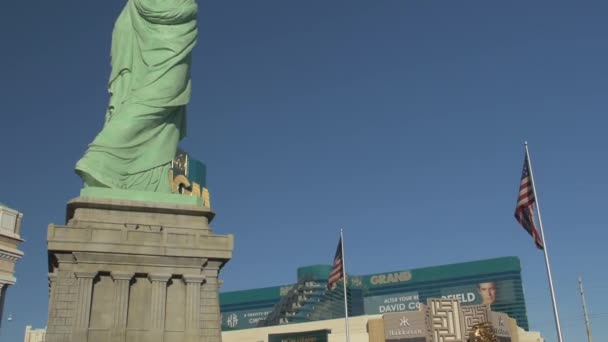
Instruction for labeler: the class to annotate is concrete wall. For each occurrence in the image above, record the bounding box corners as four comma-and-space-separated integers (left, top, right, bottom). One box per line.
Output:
516, 327, 544, 342
223, 313, 544, 342
222, 315, 379, 342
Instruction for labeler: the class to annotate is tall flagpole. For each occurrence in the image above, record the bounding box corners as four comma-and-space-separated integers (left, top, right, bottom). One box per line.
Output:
578, 276, 593, 342
340, 228, 351, 342
524, 142, 564, 342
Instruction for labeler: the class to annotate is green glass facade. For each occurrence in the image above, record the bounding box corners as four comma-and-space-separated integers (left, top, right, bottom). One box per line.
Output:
219, 256, 529, 331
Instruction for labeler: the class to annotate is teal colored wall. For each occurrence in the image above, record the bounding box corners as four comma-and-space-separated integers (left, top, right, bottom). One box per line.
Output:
219, 256, 530, 331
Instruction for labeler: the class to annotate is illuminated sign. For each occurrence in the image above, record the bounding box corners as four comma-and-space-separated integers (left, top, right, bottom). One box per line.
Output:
370, 271, 412, 285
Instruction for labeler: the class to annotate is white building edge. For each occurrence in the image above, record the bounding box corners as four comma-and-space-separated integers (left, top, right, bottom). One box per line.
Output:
0, 203, 25, 332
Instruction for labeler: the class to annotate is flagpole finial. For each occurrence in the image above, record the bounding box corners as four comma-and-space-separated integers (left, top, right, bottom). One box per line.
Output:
524, 141, 528, 146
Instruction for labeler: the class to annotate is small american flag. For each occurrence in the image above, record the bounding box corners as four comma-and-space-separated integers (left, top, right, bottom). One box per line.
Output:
514, 152, 544, 249
328, 237, 344, 289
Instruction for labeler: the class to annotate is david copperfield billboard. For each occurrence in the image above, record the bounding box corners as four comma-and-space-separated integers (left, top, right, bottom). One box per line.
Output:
364, 292, 421, 314
361, 258, 528, 330
364, 280, 516, 313
440, 280, 516, 307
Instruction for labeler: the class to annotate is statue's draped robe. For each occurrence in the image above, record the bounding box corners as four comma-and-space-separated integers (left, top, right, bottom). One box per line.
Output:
76, 0, 197, 192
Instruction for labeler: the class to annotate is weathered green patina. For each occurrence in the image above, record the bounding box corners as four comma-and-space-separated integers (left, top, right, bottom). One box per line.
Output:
79, 188, 204, 206
76, 0, 198, 194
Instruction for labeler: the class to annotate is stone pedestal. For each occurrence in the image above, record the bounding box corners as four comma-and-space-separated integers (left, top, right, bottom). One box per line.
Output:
46, 196, 233, 342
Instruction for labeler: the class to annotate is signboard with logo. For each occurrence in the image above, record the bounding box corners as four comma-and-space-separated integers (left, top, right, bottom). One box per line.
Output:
268, 329, 330, 342
364, 291, 421, 314
383, 311, 428, 341
221, 308, 273, 330
490, 312, 511, 342
365, 271, 413, 287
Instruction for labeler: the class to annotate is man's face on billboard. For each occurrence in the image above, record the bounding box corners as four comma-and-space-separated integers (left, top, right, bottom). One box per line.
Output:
478, 282, 496, 305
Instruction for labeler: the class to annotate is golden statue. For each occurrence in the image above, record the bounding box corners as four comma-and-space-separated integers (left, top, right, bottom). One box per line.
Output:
468, 322, 499, 342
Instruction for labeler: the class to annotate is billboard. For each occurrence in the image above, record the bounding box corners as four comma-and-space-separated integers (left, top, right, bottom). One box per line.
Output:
221, 308, 273, 330
440, 280, 516, 308
363, 279, 516, 316
364, 292, 421, 314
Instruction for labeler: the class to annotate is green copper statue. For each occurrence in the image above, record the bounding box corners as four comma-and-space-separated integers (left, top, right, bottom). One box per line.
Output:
75, 0, 198, 193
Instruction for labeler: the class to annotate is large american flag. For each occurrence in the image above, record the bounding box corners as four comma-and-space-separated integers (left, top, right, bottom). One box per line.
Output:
327, 237, 344, 290
514, 152, 544, 249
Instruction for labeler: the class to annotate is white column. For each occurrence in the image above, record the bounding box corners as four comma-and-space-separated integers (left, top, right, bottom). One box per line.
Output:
73, 272, 97, 342
200, 264, 222, 342
148, 273, 171, 334
110, 272, 133, 342
74, 272, 96, 328
184, 275, 205, 334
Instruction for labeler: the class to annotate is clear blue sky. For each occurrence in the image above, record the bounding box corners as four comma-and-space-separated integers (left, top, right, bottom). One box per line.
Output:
1, 1, 607, 341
